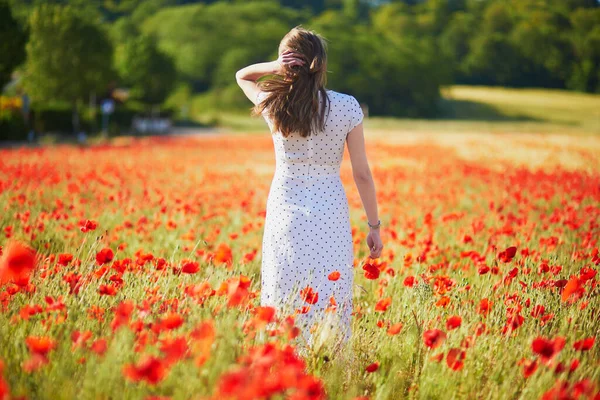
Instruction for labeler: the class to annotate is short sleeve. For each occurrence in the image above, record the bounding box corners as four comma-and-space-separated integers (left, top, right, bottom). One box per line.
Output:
256, 90, 268, 106
255, 90, 273, 131
256, 90, 271, 121
348, 95, 364, 133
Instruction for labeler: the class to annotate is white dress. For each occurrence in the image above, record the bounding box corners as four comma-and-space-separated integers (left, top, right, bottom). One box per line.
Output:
257, 88, 364, 350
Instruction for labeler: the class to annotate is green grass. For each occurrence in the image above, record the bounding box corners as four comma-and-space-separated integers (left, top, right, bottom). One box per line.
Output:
442, 85, 600, 128
0, 123, 598, 399
191, 85, 600, 135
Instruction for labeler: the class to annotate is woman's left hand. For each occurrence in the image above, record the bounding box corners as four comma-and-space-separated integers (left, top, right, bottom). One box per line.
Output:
366, 228, 383, 259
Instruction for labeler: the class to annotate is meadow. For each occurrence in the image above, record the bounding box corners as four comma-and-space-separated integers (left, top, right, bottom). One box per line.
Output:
191, 86, 600, 136
0, 87, 599, 400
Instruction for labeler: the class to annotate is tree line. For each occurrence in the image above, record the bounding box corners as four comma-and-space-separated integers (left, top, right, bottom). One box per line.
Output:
1, 0, 598, 129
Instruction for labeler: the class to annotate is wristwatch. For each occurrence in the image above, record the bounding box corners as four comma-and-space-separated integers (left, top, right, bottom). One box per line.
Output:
368, 219, 381, 229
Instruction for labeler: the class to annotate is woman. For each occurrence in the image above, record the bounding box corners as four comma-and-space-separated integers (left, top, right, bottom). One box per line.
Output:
235, 26, 382, 358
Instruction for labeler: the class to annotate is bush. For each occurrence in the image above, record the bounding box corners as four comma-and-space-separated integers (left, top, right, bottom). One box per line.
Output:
0, 99, 177, 140
27, 103, 172, 137
106, 107, 138, 136
0, 112, 27, 141
32, 107, 87, 134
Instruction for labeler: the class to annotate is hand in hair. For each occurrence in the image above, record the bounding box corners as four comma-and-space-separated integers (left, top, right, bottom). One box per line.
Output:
275, 49, 305, 74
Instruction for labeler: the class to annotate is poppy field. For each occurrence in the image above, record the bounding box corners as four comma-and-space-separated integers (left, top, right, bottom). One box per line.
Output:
0, 131, 599, 400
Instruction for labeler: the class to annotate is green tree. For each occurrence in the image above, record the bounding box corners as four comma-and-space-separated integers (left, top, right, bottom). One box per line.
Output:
548, 0, 599, 11
111, 15, 139, 45
308, 10, 361, 93
213, 48, 255, 91
8, 0, 173, 23
9, 0, 103, 22
311, 7, 446, 117
142, 1, 301, 91
116, 34, 178, 106
464, 33, 523, 86
462, 2, 522, 86
341, 0, 370, 21
568, 8, 600, 92
0, 0, 27, 90
280, 0, 327, 13
510, 7, 572, 88
439, 11, 477, 82
23, 4, 114, 133
416, 0, 457, 36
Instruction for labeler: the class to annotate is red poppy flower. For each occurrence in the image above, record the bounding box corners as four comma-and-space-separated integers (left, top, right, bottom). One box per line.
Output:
532, 336, 566, 364
95, 248, 114, 265
181, 260, 200, 274
300, 286, 319, 304
477, 298, 493, 317
573, 337, 594, 351
531, 304, 545, 318
446, 315, 462, 330
561, 276, 584, 302
328, 271, 341, 281
517, 358, 538, 378
446, 348, 466, 371
57, 253, 73, 266
123, 355, 168, 385
436, 296, 450, 307
365, 362, 379, 372
110, 300, 135, 332
569, 359, 579, 373
214, 243, 233, 268
71, 330, 92, 350
159, 313, 184, 331
423, 329, 446, 349
159, 336, 189, 365
254, 306, 276, 323
26, 336, 56, 356
478, 265, 490, 275
0, 359, 8, 398
387, 322, 403, 335
362, 261, 380, 280
79, 219, 98, 232
0, 240, 37, 286
498, 246, 517, 263
98, 284, 117, 296
579, 267, 596, 281
375, 297, 392, 312
219, 275, 252, 308
403, 276, 416, 287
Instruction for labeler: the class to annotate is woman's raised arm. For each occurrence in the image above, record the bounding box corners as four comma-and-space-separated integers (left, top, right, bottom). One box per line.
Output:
235, 61, 279, 105
235, 50, 305, 104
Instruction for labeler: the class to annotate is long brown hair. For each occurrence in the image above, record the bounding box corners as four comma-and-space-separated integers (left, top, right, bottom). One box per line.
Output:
253, 26, 330, 138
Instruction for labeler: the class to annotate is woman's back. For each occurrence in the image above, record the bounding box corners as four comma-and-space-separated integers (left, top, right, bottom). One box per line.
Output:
258, 89, 364, 178
257, 88, 363, 350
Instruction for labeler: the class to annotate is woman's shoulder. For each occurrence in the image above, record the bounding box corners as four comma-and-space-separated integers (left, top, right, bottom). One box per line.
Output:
325, 89, 357, 100
324, 89, 359, 107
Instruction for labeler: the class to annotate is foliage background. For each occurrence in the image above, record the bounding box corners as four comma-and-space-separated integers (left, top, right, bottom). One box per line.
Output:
1, 0, 598, 127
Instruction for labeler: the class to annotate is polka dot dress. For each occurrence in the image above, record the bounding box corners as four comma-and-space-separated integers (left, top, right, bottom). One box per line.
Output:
256, 89, 364, 350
